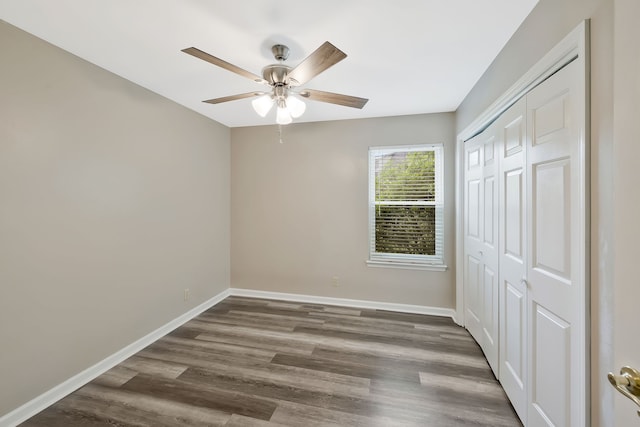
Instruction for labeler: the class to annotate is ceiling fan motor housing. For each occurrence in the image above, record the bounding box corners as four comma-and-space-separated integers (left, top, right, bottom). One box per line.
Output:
262, 64, 293, 86
262, 44, 298, 87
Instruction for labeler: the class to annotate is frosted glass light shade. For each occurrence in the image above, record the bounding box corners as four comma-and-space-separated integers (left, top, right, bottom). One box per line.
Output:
276, 106, 292, 125
251, 95, 274, 117
287, 96, 306, 118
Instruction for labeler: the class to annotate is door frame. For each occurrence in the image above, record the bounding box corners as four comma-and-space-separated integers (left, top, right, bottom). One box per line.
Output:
454, 19, 590, 423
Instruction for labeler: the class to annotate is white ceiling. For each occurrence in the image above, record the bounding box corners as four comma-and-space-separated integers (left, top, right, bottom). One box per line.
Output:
0, 0, 538, 128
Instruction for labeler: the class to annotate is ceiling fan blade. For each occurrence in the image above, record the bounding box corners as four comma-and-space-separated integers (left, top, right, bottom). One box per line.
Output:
287, 42, 347, 85
299, 89, 368, 109
203, 92, 262, 104
182, 47, 265, 83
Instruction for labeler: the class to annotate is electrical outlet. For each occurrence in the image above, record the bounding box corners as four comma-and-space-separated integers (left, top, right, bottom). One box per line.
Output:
331, 276, 339, 287
184, 288, 190, 301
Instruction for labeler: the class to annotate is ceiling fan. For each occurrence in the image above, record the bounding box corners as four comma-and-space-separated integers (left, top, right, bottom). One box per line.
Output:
181, 41, 368, 125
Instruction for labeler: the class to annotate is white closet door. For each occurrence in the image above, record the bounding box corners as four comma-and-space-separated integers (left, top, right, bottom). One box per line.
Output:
526, 59, 586, 427
497, 97, 528, 423
464, 126, 499, 376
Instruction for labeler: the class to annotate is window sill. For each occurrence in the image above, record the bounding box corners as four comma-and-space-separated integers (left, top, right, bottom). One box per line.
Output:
366, 260, 448, 272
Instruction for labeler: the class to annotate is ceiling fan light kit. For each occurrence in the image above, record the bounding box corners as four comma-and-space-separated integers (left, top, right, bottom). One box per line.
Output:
251, 95, 274, 117
286, 95, 306, 118
182, 41, 368, 125
276, 103, 293, 125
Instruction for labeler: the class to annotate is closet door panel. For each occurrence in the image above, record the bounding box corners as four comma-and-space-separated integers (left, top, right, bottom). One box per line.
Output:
466, 254, 482, 337
482, 264, 498, 357
526, 59, 585, 427
468, 179, 481, 240
464, 138, 484, 344
505, 281, 525, 381
464, 129, 499, 376
505, 170, 524, 259
481, 138, 499, 374
484, 176, 496, 247
531, 304, 571, 427
497, 97, 528, 423
504, 279, 526, 413
533, 159, 571, 278
504, 115, 525, 156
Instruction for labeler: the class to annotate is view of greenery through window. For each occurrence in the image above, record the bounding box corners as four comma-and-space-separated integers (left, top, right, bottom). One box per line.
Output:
375, 151, 436, 256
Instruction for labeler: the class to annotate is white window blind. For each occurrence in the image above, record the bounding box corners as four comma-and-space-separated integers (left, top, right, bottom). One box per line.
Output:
368, 144, 444, 269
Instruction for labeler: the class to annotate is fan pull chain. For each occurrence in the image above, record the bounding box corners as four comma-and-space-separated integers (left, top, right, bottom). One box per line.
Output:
278, 125, 284, 144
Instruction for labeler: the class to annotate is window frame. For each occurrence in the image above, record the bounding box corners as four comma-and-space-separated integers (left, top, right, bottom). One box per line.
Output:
367, 143, 446, 271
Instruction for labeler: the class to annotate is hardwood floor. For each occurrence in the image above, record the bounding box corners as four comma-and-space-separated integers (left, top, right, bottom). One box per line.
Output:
20, 296, 522, 426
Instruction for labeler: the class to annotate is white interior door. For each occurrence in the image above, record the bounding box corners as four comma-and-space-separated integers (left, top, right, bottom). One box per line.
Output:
464, 125, 500, 376
525, 59, 587, 427
497, 97, 528, 423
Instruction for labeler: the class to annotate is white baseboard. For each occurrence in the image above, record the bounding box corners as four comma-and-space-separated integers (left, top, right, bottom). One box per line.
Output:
0, 288, 231, 427
229, 288, 456, 319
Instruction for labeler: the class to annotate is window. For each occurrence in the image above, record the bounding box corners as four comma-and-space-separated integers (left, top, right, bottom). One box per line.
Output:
367, 144, 445, 270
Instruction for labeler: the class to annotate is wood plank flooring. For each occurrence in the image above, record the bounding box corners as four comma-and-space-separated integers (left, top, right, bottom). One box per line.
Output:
20, 296, 522, 426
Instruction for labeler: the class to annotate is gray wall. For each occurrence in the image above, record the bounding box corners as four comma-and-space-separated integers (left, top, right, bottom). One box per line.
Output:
0, 21, 231, 416
231, 114, 456, 308
456, 0, 614, 424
